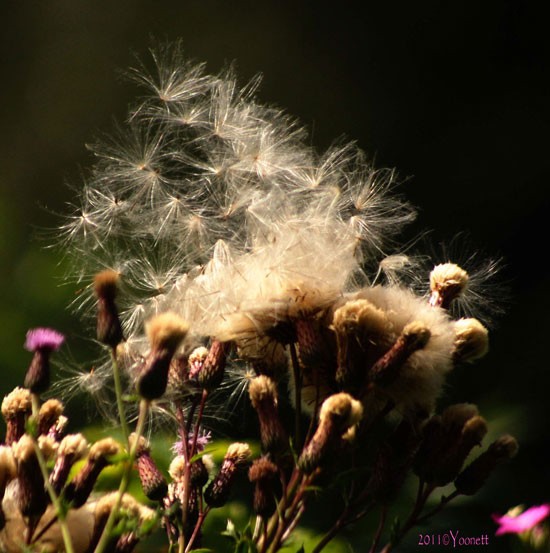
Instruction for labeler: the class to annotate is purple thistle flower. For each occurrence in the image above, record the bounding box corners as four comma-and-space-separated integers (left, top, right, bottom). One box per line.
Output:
493, 504, 550, 536
25, 328, 65, 352
24, 328, 65, 394
172, 430, 212, 456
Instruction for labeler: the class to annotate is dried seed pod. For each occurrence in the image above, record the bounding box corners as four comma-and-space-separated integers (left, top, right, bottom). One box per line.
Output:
50, 433, 89, 495
129, 433, 167, 501
138, 313, 189, 400
452, 318, 489, 363
429, 263, 469, 309
38, 399, 64, 436
64, 437, 120, 507
299, 393, 363, 474
248, 457, 279, 518
1, 387, 32, 446
455, 435, 518, 495
204, 443, 251, 507
198, 340, 229, 391
248, 376, 288, 456
11, 435, 48, 519
94, 270, 124, 348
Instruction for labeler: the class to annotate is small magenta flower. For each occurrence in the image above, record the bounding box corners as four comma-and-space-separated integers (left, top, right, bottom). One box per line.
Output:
24, 328, 65, 394
493, 504, 550, 536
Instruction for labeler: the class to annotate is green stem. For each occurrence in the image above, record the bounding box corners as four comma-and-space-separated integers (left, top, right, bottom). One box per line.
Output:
30, 394, 75, 553
110, 348, 129, 441
93, 399, 149, 553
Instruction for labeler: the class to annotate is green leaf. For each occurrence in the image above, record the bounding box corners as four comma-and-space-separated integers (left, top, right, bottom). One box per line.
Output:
295, 546, 305, 553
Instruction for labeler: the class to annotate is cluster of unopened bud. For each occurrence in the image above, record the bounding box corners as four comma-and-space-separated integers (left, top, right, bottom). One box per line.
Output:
414, 404, 487, 486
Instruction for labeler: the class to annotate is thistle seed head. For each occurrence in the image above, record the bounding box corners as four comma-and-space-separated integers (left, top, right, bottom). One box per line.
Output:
429, 263, 469, 309
452, 318, 489, 363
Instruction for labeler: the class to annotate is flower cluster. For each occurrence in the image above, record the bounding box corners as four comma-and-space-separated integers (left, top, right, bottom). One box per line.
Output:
1, 43, 520, 552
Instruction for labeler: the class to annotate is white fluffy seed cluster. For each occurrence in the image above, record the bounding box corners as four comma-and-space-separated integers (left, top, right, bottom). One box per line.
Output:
60, 44, 415, 345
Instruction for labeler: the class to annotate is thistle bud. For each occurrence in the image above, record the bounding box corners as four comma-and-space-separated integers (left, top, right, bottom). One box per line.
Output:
332, 300, 393, 392
204, 443, 251, 507
299, 393, 363, 474
248, 376, 288, 456
94, 270, 124, 348
198, 340, 229, 391
23, 328, 65, 394
452, 318, 489, 363
0, 445, 16, 496
38, 399, 64, 436
128, 433, 167, 501
138, 313, 189, 400
248, 457, 279, 518
455, 435, 518, 495
1, 387, 32, 445
64, 437, 120, 507
12, 435, 48, 519
370, 321, 431, 386
190, 457, 210, 488
429, 263, 469, 309
50, 433, 88, 495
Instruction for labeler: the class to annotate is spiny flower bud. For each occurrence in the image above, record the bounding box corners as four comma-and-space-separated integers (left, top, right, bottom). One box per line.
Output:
332, 299, 393, 392
64, 437, 120, 507
452, 318, 489, 363
198, 340, 229, 391
455, 435, 518, 495
1, 387, 32, 445
23, 328, 65, 394
94, 270, 124, 348
248, 457, 279, 518
138, 313, 189, 400
190, 457, 210, 488
299, 393, 363, 474
248, 376, 288, 456
128, 433, 167, 501
204, 443, 251, 507
38, 399, 64, 436
369, 321, 431, 386
11, 435, 48, 519
50, 433, 88, 495
429, 263, 469, 309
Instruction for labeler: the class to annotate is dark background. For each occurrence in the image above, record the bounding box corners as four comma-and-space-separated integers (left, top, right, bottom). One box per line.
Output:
0, 2, 548, 551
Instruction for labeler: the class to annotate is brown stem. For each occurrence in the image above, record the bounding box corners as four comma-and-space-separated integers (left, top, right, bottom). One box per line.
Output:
369, 505, 387, 553
289, 343, 302, 449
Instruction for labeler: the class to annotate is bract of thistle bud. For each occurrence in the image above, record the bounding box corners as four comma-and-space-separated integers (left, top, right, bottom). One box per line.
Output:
452, 318, 489, 363
51, 434, 89, 495
94, 270, 124, 348
137, 452, 168, 501
429, 263, 469, 309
